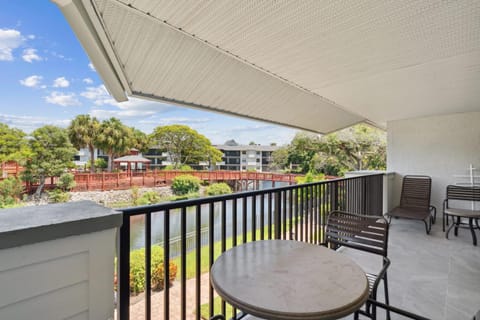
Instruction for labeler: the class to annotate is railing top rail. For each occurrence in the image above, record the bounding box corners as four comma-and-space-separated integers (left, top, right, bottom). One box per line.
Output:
120, 173, 385, 215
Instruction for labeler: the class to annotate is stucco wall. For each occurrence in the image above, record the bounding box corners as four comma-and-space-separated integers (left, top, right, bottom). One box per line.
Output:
387, 112, 480, 211
0, 229, 116, 320
0, 201, 120, 320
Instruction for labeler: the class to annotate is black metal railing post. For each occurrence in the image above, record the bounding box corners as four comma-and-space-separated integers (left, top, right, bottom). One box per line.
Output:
164, 209, 170, 319
274, 191, 281, 239
118, 214, 130, 320
331, 181, 339, 211
145, 213, 152, 320
195, 205, 201, 320
363, 176, 368, 215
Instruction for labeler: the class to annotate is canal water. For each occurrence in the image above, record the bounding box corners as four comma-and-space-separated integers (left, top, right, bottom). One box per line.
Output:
129, 181, 289, 254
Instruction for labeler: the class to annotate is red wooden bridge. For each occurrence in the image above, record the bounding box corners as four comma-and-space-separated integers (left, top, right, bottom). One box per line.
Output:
70, 170, 299, 192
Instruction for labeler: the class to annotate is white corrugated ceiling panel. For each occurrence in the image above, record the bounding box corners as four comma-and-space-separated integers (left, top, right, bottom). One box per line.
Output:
90, 0, 363, 132
56, 0, 480, 132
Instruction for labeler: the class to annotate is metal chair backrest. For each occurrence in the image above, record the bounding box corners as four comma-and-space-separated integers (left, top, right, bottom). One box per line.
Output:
446, 185, 480, 202
399, 175, 432, 210
325, 211, 389, 257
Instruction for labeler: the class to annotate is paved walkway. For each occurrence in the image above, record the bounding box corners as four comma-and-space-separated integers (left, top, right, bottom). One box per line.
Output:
127, 272, 215, 320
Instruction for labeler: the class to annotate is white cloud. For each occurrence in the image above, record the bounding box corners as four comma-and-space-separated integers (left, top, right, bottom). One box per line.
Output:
19, 75, 43, 88
229, 124, 275, 133
88, 62, 96, 71
44, 91, 81, 106
89, 99, 173, 120
79, 85, 174, 122
0, 113, 70, 133
22, 48, 42, 63
89, 105, 159, 119
80, 85, 109, 103
81, 85, 172, 115
83, 78, 93, 84
52, 77, 70, 88
0, 28, 25, 61
49, 51, 71, 61
204, 123, 296, 145
139, 117, 210, 125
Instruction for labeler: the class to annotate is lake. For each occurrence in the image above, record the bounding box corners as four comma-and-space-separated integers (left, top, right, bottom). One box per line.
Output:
129, 181, 289, 254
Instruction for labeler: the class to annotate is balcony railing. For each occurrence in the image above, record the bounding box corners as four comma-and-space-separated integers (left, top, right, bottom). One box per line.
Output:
117, 173, 384, 320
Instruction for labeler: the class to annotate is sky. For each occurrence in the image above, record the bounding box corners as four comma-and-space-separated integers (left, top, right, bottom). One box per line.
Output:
0, 1, 299, 146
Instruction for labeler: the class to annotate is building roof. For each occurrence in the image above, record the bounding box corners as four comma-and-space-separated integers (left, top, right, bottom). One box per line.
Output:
216, 145, 278, 152
54, 1, 480, 133
113, 155, 151, 163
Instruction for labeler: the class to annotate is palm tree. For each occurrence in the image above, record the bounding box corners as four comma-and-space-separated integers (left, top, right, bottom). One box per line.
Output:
68, 114, 100, 173
129, 127, 150, 154
97, 118, 132, 171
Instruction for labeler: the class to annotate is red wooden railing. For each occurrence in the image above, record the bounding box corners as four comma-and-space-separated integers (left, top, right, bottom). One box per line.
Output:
70, 170, 300, 191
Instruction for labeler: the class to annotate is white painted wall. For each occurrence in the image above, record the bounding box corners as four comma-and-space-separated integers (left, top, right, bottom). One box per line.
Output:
387, 112, 480, 211
0, 229, 116, 320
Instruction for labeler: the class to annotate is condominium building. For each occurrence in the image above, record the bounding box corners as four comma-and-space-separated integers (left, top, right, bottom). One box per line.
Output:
215, 140, 278, 172
142, 140, 279, 171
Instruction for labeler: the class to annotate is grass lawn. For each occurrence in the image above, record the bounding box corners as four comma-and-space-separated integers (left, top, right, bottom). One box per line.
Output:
199, 296, 236, 320
172, 226, 276, 279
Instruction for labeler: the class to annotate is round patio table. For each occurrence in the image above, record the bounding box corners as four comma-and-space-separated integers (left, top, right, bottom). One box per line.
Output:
210, 240, 369, 320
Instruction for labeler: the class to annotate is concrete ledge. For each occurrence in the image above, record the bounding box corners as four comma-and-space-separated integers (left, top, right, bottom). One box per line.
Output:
0, 201, 122, 250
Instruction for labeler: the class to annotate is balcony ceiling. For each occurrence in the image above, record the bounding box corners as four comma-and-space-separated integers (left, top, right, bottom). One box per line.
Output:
54, 0, 480, 133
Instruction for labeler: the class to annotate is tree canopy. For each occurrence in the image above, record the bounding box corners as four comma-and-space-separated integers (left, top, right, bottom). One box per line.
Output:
272, 124, 386, 176
68, 114, 100, 173
129, 127, 150, 154
22, 125, 76, 196
150, 124, 221, 168
0, 123, 30, 165
96, 117, 133, 171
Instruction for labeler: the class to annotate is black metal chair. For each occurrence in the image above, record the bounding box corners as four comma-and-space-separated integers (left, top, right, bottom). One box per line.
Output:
324, 210, 391, 320
473, 309, 480, 320
443, 185, 480, 246
386, 175, 436, 234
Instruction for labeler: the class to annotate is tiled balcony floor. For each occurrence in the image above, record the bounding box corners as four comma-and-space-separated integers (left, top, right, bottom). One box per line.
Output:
245, 217, 480, 320
340, 216, 480, 320
124, 216, 479, 320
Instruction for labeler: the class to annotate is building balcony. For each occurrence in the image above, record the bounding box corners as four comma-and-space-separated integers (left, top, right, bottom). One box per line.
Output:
3, 173, 478, 319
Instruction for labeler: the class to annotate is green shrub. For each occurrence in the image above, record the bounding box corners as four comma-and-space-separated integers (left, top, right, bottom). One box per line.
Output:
168, 192, 200, 201
48, 189, 70, 203
131, 186, 140, 204
57, 172, 76, 191
205, 183, 232, 196
85, 158, 108, 172
0, 177, 24, 207
135, 191, 161, 205
163, 164, 193, 171
94, 158, 108, 170
295, 171, 325, 184
129, 246, 177, 295
0, 195, 15, 208
171, 175, 200, 195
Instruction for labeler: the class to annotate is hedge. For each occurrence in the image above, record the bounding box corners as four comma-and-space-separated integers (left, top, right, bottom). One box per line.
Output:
205, 183, 232, 196
128, 245, 178, 295
171, 174, 201, 196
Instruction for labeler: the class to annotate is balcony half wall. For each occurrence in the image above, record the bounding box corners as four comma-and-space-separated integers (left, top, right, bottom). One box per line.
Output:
0, 201, 122, 320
